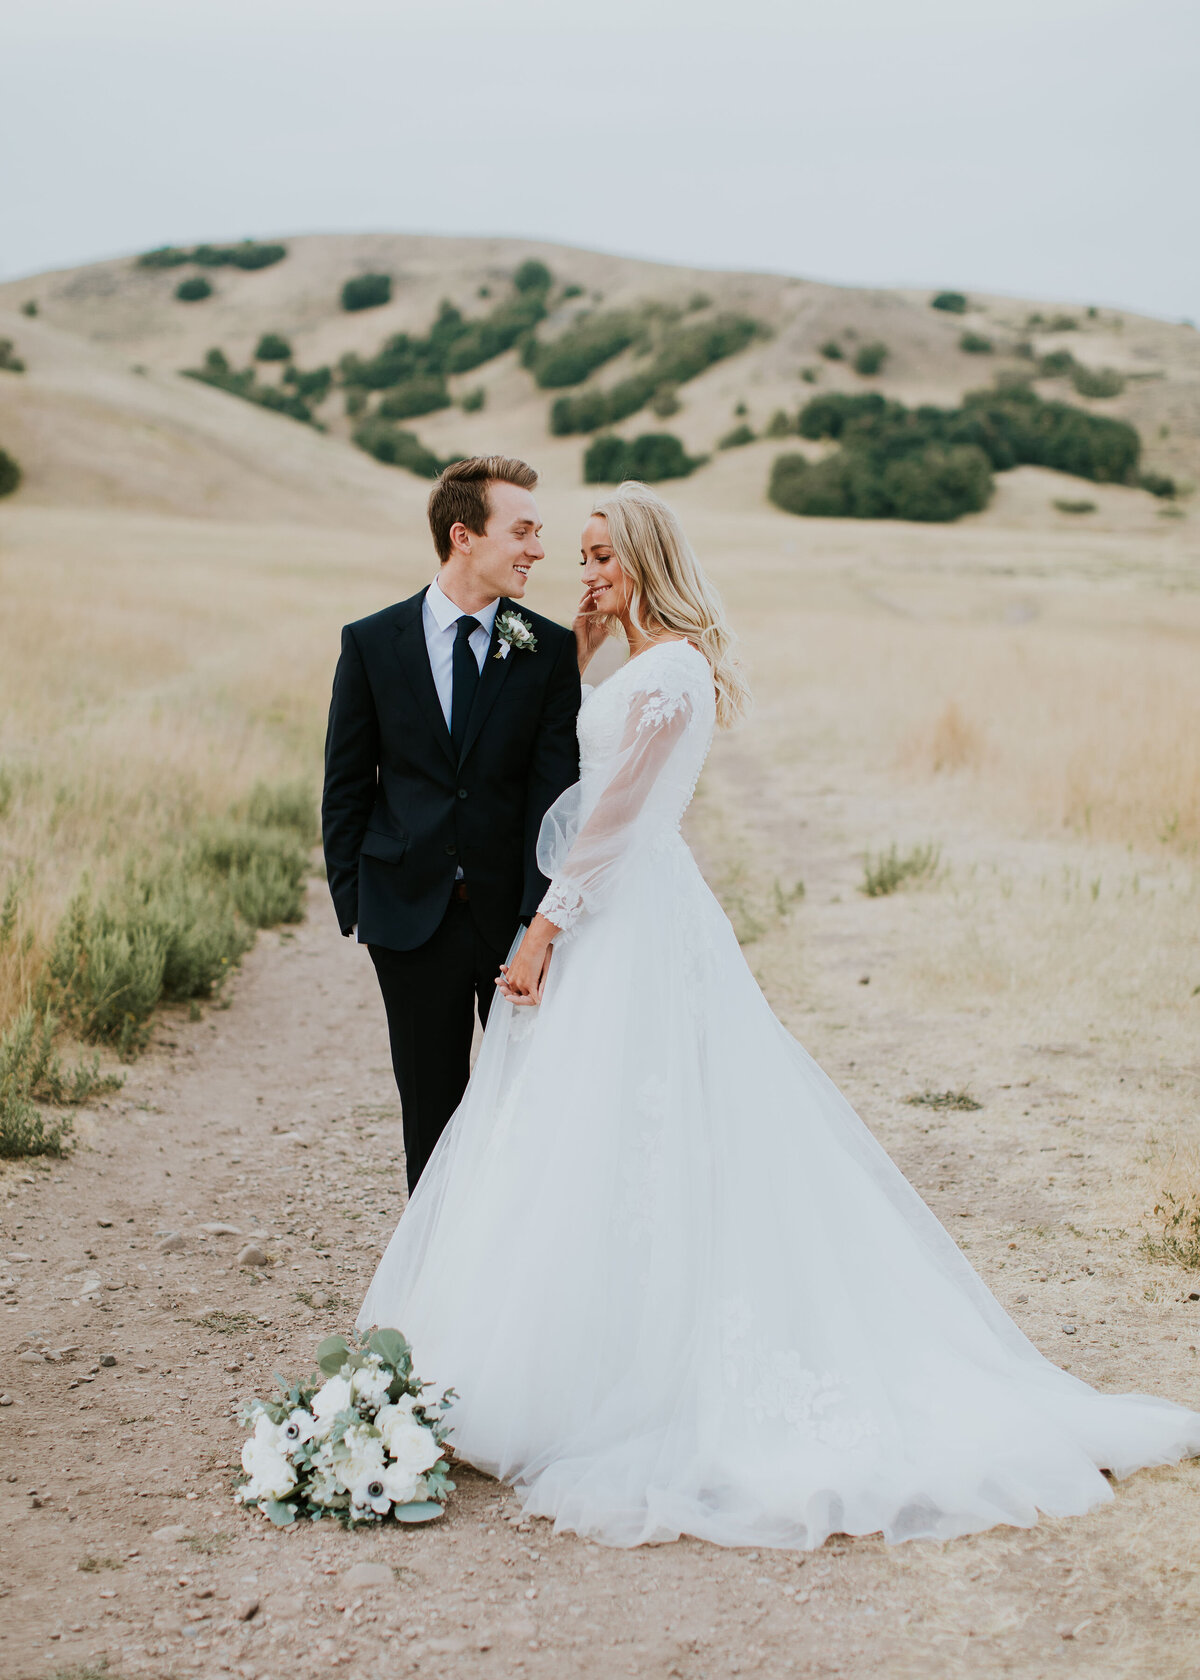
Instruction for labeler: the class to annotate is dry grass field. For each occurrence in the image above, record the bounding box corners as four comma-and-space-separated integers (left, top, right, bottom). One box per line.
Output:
1, 236, 1199, 1679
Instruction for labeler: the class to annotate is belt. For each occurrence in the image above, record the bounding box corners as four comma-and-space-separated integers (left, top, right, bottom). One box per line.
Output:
451, 880, 470, 903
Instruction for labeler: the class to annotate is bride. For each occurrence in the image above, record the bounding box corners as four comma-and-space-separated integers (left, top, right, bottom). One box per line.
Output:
358, 481, 1200, 1550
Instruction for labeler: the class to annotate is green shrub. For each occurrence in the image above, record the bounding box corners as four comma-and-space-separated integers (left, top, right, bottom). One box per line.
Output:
859, 843, 940, 896
526, 310, 638, 388
0, 1004, 122, 1159
650, 385, 680, 419
341, 273, 392, 312
514, 259, 553, 294
800, 366, 819, 384
1038, 349, 1076, 378
20, 300, 37, 317
583, 432, 704, 484
283, 364, 332, 403
345, 388, 367, 418
768, 443, 992, 523
819, 339, 844, 360
352, 419, 451, 478
1071, 365, 1125, 399
175, 277, 212, 303
718, 423, 756, 449
190, 822, 308, 928
766, 409, 794, 438
853, 341, 888, 376
796, 391, 900, 440
549, 314, 764, 433
688, 292, 712, 312
461, 386, 486, 412
255, 333, 292, 362
905, 1087, 982, 1111
443, 289, 548, 373
225, 241, 287, 271
0, 338, 26, 373
377, 374, 451, 420
560, 284, 584, 300
137, 246, 191, 269
1048, 313, 1078, 331
1142, 1192, 1200, 1270
1140, 471, 1177, 498
183, 353, 315, 425
0, 448, 21, 498
931, 291, 968, 314
239, 778, 319, 845
959, 331, 993, 354
48, 890, 168, 1058
1054, 498, 1096, 514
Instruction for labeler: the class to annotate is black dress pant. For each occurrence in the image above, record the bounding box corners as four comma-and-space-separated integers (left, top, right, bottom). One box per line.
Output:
369, 899, 509, 1194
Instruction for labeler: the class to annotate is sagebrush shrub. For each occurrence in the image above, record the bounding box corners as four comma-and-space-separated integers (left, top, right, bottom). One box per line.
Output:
1071, 365, 1125, 399
959, 331, 993, 354
853, 341, 888, 376
583, 432, 703, 484
0, 338, 25, 373
718, 423, 756, 449
377, 375, 450, 420
931, 291, 968, 314
175, 277, 212, 302
341, 273, 392, 312
352, 419, 449, 478
255, 332, 292, 362
514, 259, 553, 294
0, 448, 21, 498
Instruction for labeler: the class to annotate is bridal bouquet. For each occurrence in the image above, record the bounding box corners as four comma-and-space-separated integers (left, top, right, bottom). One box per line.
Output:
235, 1328, 456, 1528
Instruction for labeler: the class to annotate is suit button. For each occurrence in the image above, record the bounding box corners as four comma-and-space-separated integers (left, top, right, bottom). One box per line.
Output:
445, 843, 457, 856
456, 788, 468, 800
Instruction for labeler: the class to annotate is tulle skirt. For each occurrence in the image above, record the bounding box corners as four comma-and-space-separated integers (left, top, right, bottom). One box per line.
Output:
358, 834, 1200, 1549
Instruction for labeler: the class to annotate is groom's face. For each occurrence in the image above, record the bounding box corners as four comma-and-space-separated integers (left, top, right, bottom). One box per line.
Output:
464, 481, 544, 601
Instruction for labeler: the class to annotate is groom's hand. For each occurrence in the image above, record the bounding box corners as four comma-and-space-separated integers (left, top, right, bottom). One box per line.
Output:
497, 917, 557, 1005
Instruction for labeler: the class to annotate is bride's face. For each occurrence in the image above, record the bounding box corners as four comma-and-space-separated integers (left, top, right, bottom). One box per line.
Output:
580, 515, 633, 616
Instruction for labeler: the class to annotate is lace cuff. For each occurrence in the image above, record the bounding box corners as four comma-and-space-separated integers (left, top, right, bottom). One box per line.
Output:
538, 878, 585, 935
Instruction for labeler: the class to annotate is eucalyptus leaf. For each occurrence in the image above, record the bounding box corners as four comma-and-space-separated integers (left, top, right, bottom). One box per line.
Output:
392, 1501, 445, 1524
264, 1499, 297, 1527
316, 1334, 350, 1375
368, 1327, 409, 1369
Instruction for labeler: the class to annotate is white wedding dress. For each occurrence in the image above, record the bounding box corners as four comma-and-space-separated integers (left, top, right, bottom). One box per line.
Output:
359, 640, 1200, 1550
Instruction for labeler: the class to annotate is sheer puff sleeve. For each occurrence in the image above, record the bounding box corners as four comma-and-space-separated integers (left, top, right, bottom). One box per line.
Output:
536, 679, 693, 935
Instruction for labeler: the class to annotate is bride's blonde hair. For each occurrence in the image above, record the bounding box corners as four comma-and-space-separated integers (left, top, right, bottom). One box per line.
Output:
590, 481, 750, 729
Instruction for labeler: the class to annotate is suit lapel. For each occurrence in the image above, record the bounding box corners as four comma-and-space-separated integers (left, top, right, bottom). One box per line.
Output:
390, 589, 457, 770
458, 599, 517, 767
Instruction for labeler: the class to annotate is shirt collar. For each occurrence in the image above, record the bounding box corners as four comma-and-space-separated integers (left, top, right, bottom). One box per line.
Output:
426, 574, 501, 637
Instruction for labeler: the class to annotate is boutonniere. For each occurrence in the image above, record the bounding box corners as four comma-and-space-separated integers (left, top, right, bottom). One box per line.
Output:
494, 609, 538, 660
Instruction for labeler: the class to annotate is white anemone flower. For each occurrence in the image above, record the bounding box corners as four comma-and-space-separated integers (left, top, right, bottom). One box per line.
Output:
349, 1470, 393, 1519
279, 1407, 320, 1451
311, 1373, 353, 1423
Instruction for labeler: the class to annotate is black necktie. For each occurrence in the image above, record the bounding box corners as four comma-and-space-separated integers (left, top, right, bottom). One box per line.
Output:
450, 615, 482, 755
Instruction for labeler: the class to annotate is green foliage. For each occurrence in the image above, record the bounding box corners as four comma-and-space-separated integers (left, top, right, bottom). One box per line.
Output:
46, 785, 310, 1059
137, 246, 192, 269
341, 273, 392, 312
183, 351, 316, 425
514, 259, 554, 294
377, 374, 451, 420
859, 843, 941, 896
460, 386, 486, 412
175, 276, 213, 303
650, 385, 680, 418
144, 241, 287, 272
560, 284, 584, 300
1140, 471, 1177, 498
21, 300, 38, 317
583, 432, 705, 484
0, 338, 25, 373
904, 1088, 982, 1111
818, 339, 844, 360
549, 314, 764, 434
0, 1004, 122, 1159
343, 286, 549, 394
688, 292, 713, 312
796, 391, 901, 440
853, 341, 888, 376
1142, 1192, 1200, 1270
345, 388, 367, 418
959, 331, 993, 354
352, 420, 452, 478
718, 423, 756, 449
769, 444, 992, 523
283, 364, 332, 403
800, 366, 819, 383
1071, 364, 1125, 399
254, 333, 292, 362
525, 310, 639, 388
1038, 349, 1076, 378
766, 409, 794, 438
0, 448, 21, 498
931, 291, 969, 314
1054, 498, 1096, 514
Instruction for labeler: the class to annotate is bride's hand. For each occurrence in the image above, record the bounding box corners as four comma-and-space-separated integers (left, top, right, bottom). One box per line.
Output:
496, 920, 556, 1006
573, 582, 607, 676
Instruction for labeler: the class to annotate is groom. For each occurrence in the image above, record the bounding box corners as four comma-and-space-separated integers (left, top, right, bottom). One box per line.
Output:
322, 456, 581, 1191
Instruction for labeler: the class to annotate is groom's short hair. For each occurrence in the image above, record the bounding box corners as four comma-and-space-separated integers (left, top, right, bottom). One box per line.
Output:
428, 456, 538, 563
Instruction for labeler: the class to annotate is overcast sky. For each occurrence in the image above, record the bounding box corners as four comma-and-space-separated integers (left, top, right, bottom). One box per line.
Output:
3, 0, 1197, 321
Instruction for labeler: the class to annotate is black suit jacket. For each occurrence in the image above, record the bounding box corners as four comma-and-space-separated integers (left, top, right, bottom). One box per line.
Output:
321, 588, 581, 953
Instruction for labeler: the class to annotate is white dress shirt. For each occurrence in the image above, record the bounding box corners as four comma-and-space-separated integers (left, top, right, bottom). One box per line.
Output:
423, 574, 500, 729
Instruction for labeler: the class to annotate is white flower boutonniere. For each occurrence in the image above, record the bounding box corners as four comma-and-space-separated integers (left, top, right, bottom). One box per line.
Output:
494, 609, 538, 660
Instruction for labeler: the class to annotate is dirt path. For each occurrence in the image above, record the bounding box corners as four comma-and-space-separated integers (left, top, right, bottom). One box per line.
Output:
3, 756, 1199, 1679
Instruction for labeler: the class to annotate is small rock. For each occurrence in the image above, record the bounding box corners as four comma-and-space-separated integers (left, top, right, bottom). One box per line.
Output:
96, 1218, 113, 1228
99, 1354, 117, 1368
0, 1396, 12, 1408
158, 1233, 186, 1254
18, 1350, 44, 1364
308, 1291, 330, 1309
343, 1561, 393, 1590
237, 1244, 270, 1269
153, 1612, 185, 1635
1063, 1324, 1077, 1336
200, 1223, 242, 1236
234, 1597, 260, 1622
858, 975, 870, 986
152, 1524, 191, 1543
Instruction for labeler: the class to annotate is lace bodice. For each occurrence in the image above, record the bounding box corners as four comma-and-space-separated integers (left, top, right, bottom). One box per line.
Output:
537, 641, 716, 933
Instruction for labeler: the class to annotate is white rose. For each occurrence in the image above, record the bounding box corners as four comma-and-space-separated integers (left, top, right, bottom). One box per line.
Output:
380, 1461, 422, 1507
312, 1374, 353, 1422
338, 1422, 386, 1490
240, 1418, 297, 1502
350, 1362, 392, 1411
384, 1418, 442, 1480
374, 1395, 417, 1449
